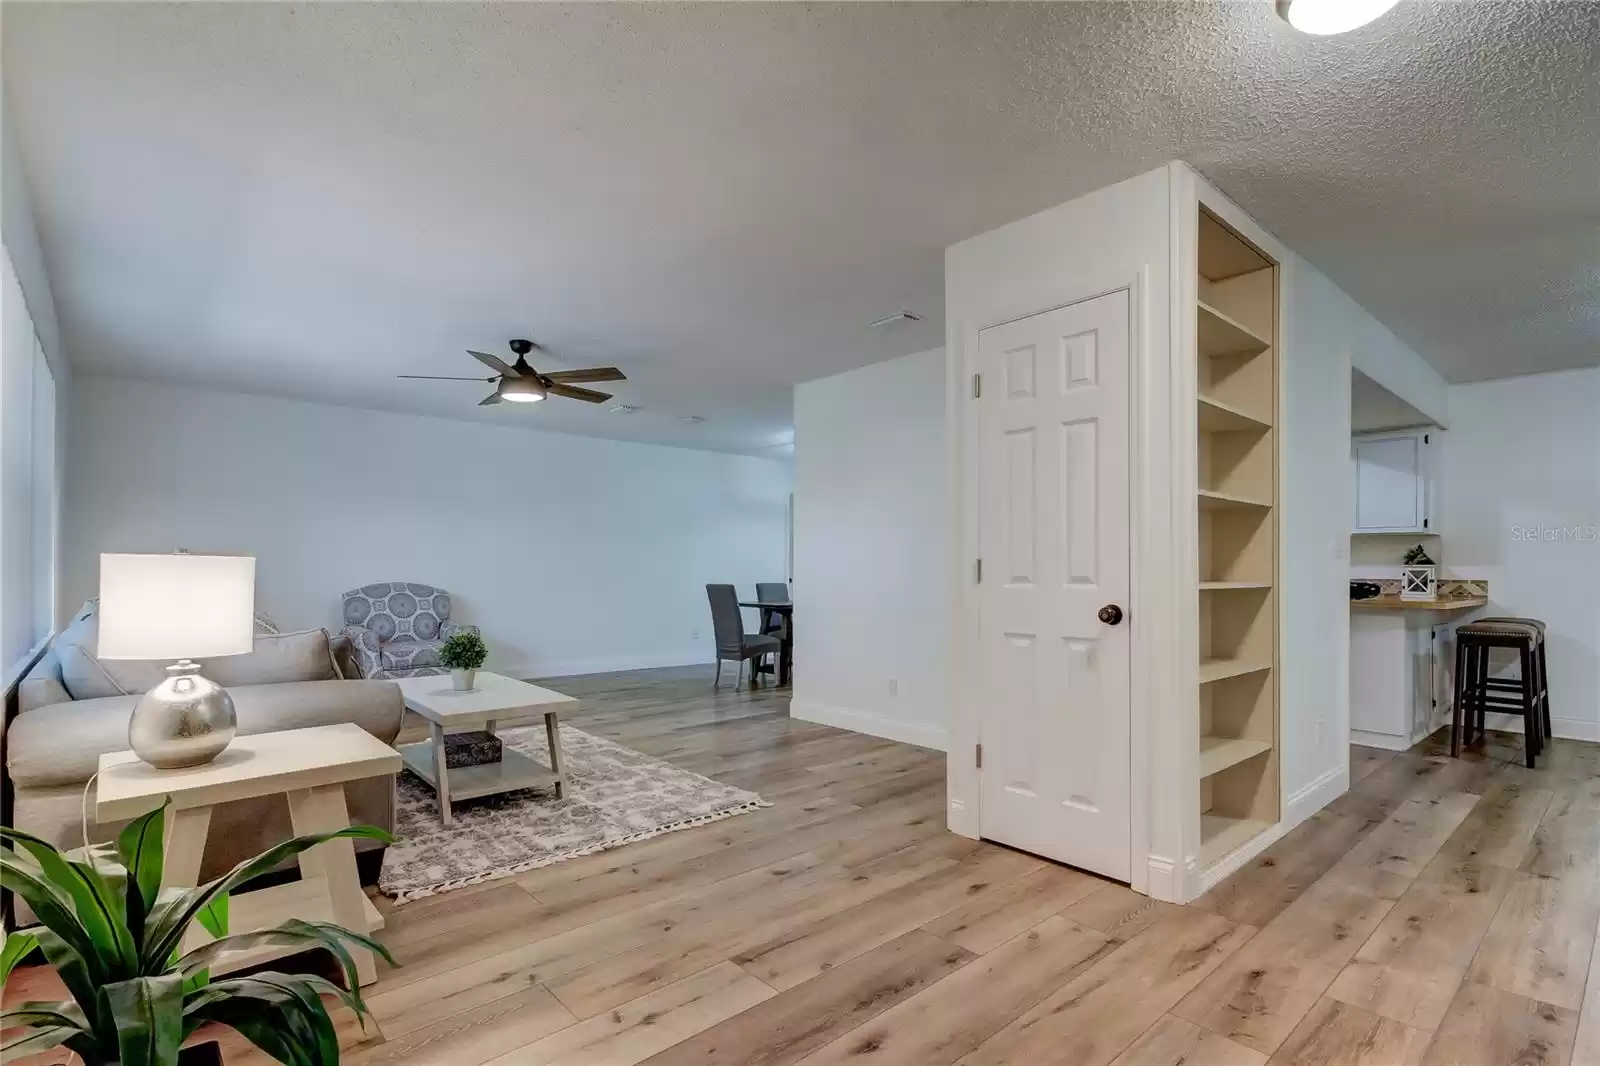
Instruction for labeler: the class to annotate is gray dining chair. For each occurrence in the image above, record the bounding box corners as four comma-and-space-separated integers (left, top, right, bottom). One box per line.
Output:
706, 584, 781, 688
755, 582, 791, 638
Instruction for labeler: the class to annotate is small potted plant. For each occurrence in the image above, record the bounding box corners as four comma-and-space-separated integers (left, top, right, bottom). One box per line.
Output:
1, 801, 395, 1065
439, 630, 488, 691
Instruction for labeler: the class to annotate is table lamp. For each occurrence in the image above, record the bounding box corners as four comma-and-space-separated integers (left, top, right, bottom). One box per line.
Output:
97, 552, 256, 768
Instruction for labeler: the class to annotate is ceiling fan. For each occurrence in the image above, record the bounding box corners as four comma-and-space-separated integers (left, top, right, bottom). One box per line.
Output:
397, 339, 626, 406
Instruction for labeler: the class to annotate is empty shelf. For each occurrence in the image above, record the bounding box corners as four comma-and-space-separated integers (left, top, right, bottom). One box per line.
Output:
1199, 582, 1273, 591
1199, 658, 1273, 684
1200, 737, 1273, 778
1198, 394, 1271, 433
1200, 815, 1273, 868
1198, 301, 1271, 359
1199, 489, 1272, 510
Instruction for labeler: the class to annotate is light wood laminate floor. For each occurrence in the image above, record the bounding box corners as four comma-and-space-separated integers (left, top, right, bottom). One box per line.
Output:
10, 666, 1600, 1065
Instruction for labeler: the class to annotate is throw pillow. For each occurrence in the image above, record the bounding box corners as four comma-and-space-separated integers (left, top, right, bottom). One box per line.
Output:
201, 628, 339, 687
57, 641, 127, 700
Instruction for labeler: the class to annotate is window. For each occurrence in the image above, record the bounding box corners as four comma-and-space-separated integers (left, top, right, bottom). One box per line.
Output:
2, 245, 58, 684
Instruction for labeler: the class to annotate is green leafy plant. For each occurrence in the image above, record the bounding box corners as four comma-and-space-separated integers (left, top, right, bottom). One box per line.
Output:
0, 803, 396, 1065
1402, 543, 1435, 566
438, 631, 487, 671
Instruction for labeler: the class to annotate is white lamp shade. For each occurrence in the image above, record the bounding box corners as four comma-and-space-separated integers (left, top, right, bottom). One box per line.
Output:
97, 553, 256, 661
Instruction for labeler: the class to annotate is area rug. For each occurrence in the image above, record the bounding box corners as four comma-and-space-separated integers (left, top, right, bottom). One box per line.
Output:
378, 724, 768, 902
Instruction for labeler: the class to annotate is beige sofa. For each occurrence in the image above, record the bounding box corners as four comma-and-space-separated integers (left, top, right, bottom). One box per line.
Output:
5, 602, 405, 884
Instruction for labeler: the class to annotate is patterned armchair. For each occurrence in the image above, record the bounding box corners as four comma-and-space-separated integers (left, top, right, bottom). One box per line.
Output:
341, 582, 478, 680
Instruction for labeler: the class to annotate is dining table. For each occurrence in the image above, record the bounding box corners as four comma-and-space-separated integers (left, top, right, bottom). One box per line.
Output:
739, 599, 793, 687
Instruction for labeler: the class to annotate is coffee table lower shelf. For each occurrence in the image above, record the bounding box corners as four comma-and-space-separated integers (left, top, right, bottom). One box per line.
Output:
398, 739, 562, 807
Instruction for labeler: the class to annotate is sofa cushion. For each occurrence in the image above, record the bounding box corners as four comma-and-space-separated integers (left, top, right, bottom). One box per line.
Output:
6, 679, 406, 790
202, 629, 340, 687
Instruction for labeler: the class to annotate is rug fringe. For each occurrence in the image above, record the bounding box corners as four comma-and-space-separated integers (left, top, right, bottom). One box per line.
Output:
386, 797, 772, 904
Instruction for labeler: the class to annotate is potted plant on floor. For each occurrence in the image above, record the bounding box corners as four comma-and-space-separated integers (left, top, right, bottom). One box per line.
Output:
1, 802, 395, 1065
439, 631, 488, 691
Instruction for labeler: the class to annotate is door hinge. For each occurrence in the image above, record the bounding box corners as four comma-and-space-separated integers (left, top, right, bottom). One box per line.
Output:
975, 558, 983, 583
975, 743, 983, 769
972, 373, 982, 399
1423, 518, 1429, 529
1424, 433, 1430, 444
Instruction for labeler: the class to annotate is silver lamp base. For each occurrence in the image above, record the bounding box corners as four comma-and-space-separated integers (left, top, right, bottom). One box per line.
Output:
128, 660, 238, 768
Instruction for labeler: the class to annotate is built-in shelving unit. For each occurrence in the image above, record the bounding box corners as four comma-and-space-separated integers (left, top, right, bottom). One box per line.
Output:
1196, 208, 1280, 871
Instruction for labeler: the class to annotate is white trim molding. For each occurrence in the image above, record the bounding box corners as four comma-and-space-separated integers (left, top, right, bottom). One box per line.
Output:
1480, 712, 1600, 744
1286, 764, 1350, 825
515, 652, 712, 682
1348, 728, 1415, 752
790, 699, 950, 751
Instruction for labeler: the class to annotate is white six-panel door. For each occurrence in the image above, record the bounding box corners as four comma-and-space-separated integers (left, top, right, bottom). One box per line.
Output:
976, 289, 1132, 881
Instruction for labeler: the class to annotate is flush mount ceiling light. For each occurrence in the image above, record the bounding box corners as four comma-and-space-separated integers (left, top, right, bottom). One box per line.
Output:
1276, 0, 1399, 35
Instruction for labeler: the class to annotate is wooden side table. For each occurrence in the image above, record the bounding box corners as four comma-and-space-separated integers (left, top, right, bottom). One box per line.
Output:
96, 723, 402, 986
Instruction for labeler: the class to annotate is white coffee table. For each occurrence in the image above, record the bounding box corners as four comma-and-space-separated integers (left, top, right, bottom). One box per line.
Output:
96, 723, 402, 985
393, 672, 579, 825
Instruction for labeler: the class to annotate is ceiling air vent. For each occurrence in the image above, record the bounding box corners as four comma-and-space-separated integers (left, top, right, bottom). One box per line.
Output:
868, 311, 924, 329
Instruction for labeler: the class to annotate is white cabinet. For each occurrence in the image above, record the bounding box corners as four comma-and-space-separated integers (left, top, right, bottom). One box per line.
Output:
1353, 429, 1434, 534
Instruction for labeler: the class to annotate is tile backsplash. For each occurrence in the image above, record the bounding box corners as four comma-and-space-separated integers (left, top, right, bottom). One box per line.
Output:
1364, 578, 1488, 600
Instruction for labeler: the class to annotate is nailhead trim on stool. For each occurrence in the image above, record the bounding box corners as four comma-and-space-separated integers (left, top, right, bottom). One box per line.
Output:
1452, 618, 1549, 767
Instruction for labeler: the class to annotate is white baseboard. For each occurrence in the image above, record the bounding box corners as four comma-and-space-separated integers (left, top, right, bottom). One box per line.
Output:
1287, 764, 1349, 827
1144, 854, 1185, 903
507, 652, 712, 681
790, 699, 950, 752
1349, 728, 1414, 752
1478, 712, 1600, 743
1195, 762, 1348, 899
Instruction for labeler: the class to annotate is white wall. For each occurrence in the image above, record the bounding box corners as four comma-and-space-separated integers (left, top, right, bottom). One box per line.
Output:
944, 164, 1176, 883
1277, 259, 1360, 810
1436, 368, 1600, 739
1280, 258, 1449, 812
64, 377, 792, 678
791, 348, 949, 750
1347, 300, 1449, 429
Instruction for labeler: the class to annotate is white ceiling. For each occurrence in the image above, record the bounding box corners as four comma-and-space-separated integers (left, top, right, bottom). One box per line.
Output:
3, 2, 1596, 455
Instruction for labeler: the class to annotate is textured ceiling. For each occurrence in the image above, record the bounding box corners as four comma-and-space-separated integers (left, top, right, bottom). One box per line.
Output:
3, 2, 1596, 454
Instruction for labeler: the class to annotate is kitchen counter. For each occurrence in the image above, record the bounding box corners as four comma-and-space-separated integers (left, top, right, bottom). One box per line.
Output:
1351, 595, 1488, 613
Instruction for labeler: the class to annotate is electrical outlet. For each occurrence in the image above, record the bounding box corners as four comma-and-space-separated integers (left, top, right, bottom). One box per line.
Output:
887, 678, 899, 697
691, 628, 701, 642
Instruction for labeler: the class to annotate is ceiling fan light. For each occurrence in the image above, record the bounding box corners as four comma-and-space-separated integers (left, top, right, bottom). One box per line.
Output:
498, 375, 547, 403
1276, 0, 1399, 35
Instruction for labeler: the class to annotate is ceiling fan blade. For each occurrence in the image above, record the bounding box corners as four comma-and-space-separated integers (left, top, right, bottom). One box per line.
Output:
468, 350, 517, 376
544, 367, 626, 384
547, 383, 612, 403
397, 374, 497, 381
478, 392, 503, 406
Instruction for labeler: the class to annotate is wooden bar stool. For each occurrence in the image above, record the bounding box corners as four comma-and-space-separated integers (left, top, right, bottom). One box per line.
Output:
1452, 619, 1547, 766
1475, 616, 1551, 743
